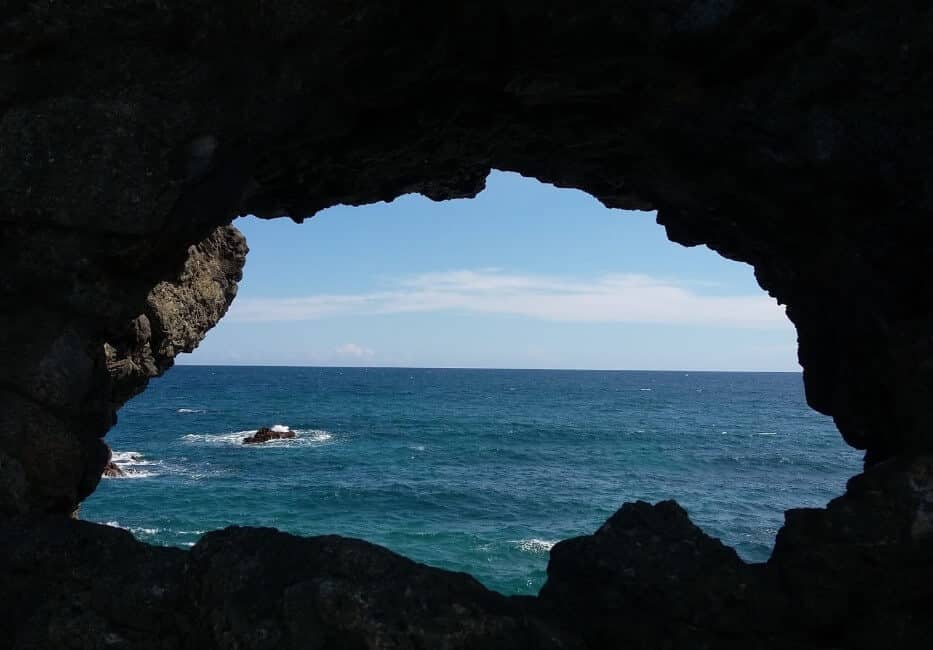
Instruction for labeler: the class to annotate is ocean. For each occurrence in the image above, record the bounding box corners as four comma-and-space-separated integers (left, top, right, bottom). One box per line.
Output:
82, 366, 862, 595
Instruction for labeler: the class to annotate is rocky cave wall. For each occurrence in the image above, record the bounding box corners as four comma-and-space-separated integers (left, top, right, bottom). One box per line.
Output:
2, 1, 933, 648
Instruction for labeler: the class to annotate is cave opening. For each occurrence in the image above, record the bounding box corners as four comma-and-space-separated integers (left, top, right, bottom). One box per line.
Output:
5, 2, 933, 644
81, 171, 861, 595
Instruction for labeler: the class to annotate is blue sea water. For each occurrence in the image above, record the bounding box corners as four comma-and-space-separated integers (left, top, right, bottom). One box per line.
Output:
82, 366, 862, 595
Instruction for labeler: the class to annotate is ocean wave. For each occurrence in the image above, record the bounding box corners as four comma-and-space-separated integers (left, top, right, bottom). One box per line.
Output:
102, 521, 161, 536
511, 538, 556, 554
181, 428, 334, 447
105, 469, 158, 479
111, 451, 144, 464
177, 408, 206, 414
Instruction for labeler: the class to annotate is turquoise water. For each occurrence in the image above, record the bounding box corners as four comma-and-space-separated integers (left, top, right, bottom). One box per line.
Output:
82, 367, 862, 595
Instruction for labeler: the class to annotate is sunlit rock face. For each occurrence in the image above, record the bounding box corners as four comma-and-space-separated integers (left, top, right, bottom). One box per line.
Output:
1, 1, 933, 647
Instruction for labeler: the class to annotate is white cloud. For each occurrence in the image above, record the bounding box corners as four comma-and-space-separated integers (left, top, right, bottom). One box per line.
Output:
335, 343, 374, 359
226, 269, 788, 329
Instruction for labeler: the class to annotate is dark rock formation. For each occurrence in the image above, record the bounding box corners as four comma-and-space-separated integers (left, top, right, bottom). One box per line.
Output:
766, 455, 933, 649
3, 472, 932, 649
2, 1, 933, 647
0, 516, 189, 650
534, 461, 933, 649
105, 225, 248, 409
184, 527, 578, 649
0, 517, 580, 650
242, 426, 296, 445
0, 224, 245, 515
102, 461, 124, 478
539, 500, 772, 649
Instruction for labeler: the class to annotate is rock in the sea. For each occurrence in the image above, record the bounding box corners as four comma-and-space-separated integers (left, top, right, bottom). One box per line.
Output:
242, 426, 296, 445
102, 461, 125, 477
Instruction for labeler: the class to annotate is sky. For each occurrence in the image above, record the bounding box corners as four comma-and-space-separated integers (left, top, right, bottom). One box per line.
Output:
183, 170, 799, 370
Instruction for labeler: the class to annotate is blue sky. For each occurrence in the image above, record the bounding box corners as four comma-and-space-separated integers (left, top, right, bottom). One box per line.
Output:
184, 171, 799, 370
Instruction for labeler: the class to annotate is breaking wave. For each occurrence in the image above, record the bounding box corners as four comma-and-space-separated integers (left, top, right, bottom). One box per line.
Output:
103, 521, 161, 537
511, 538, 557, 554
105, 451, 161, 479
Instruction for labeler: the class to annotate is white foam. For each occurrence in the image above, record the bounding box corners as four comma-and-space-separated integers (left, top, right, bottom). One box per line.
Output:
100, 521, 160, 536
130, 526, 160, 536
270, 424, 290, 433
511, 538, 556, 554
105, 450, 162, 479
177, 408, 206, 414
306, 430, 333, 443
757, 432, 778, 436
182, 430, 255, 445
409, 444, 426, 452
104, 469, 158, 479
111, 451, 143, 464
639, 388, 653, 392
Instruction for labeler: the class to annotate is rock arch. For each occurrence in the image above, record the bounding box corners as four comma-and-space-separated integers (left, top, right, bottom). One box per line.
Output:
2, 2, 932, 647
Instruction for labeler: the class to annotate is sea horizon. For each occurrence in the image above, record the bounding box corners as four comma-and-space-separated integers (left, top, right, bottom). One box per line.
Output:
175, 362, 803, 373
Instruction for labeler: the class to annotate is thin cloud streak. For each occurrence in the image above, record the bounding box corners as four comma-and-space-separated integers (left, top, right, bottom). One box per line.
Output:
227, 269, 788, 329
335, 343, 374, 359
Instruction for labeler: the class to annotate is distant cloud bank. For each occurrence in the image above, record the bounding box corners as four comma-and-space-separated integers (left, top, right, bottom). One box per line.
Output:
227, 269, 788, 329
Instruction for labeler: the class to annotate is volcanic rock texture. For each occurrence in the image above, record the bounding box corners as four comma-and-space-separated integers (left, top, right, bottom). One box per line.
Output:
2, 1, 933, 648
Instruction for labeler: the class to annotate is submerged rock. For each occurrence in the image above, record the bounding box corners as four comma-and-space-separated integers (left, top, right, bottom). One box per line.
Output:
242, 426, 296, 445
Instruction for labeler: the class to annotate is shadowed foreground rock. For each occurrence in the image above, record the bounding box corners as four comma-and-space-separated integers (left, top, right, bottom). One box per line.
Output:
0, 517, 188, 650
766, 455, 933, 649
185, 528, 577, 649
0, 519, 578, 650
539, 458, 933, 649
2, 460, 932, 650
539, 500, 774, 649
